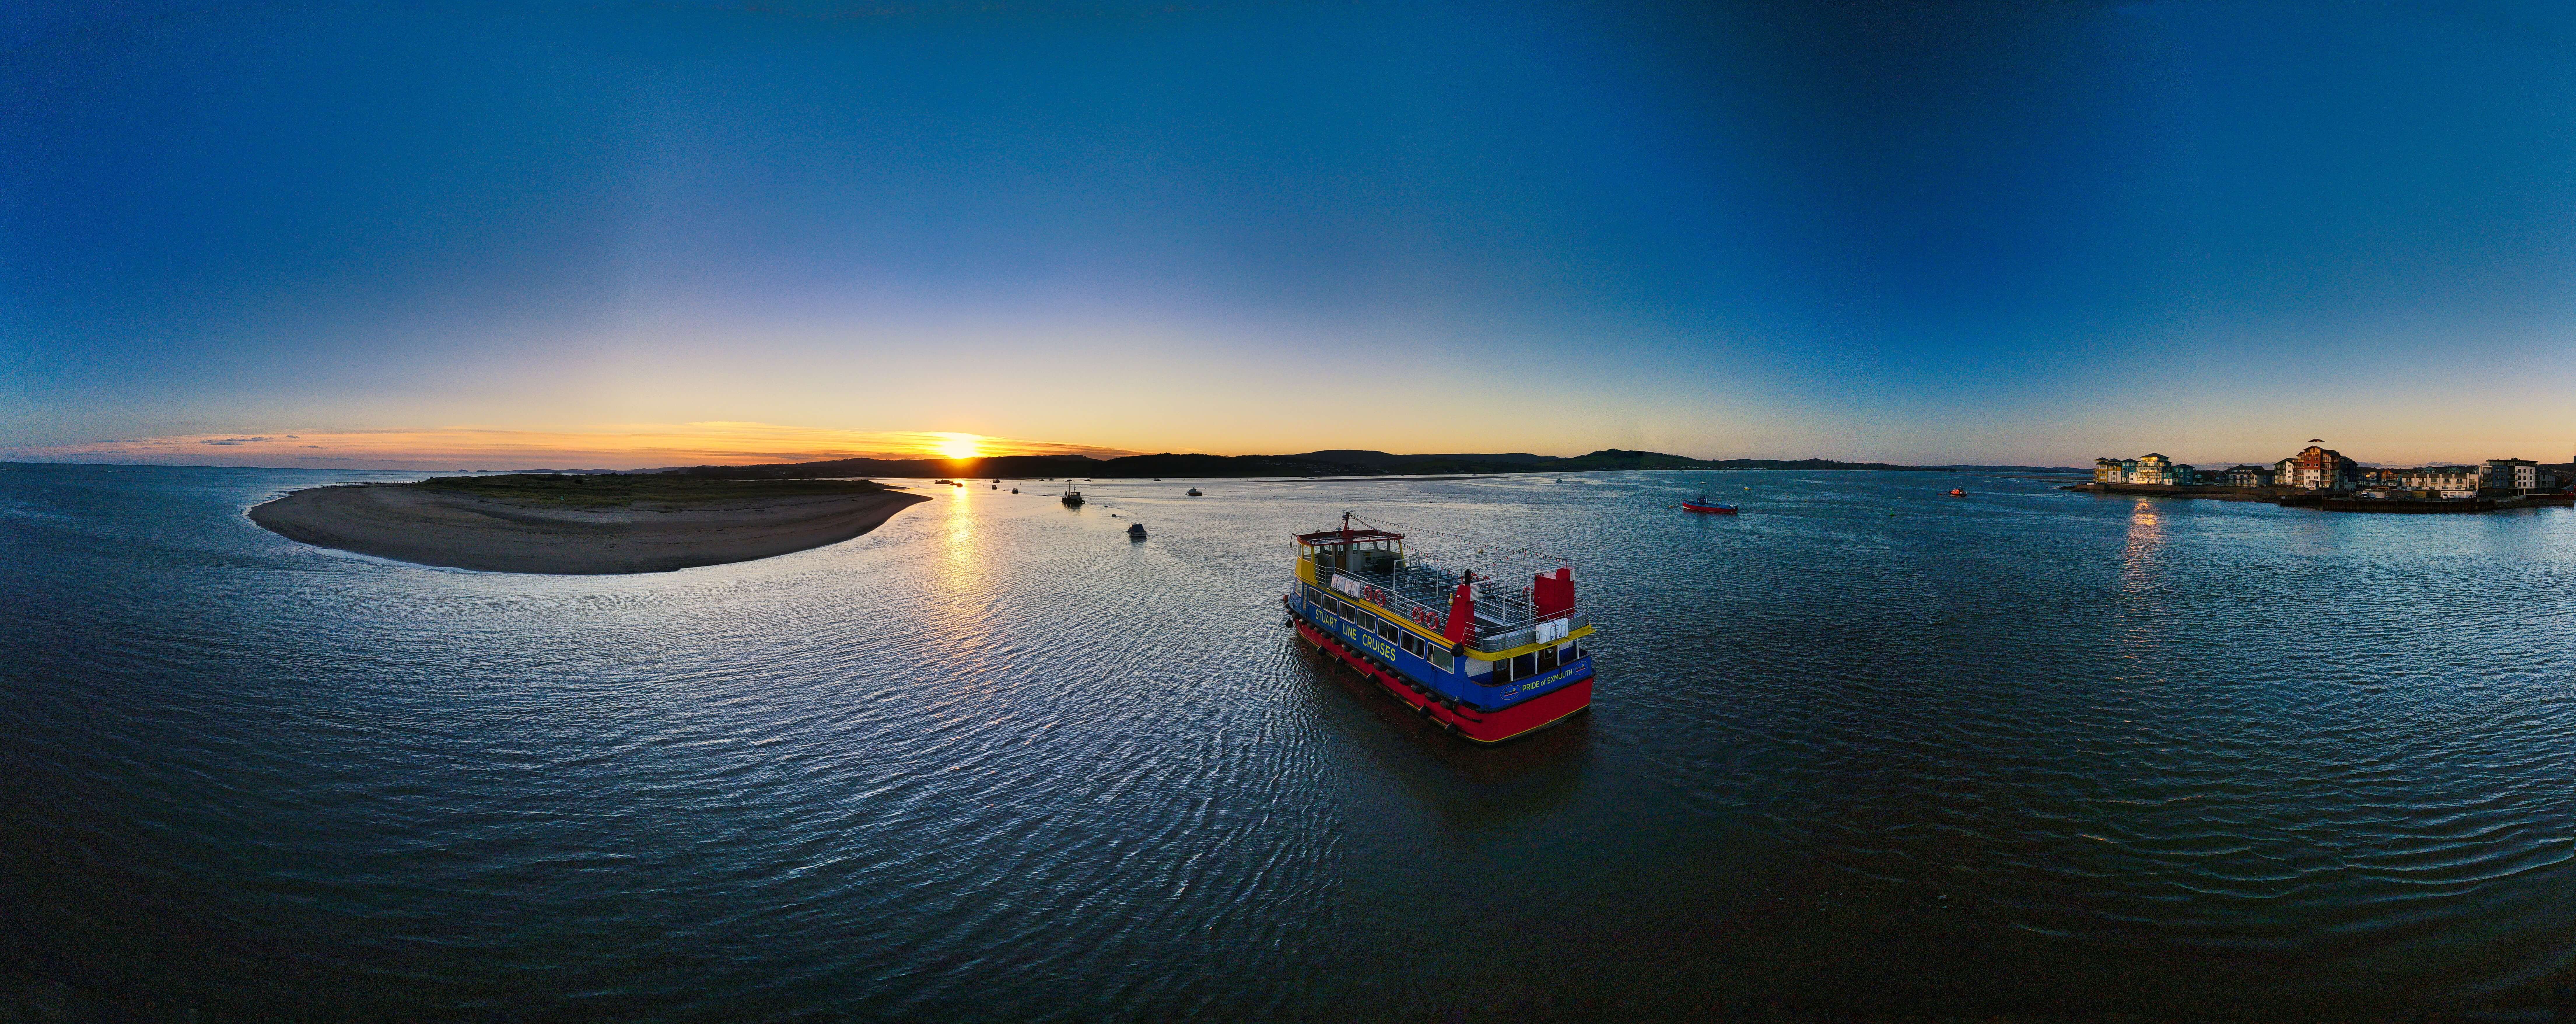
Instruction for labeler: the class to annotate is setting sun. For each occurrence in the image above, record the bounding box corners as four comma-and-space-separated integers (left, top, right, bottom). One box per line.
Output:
932, 433, 983, 460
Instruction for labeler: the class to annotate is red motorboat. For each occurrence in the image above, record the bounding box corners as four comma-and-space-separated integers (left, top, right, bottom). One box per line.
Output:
1681, 496, 1738, 514
1944, 488, 1967, 497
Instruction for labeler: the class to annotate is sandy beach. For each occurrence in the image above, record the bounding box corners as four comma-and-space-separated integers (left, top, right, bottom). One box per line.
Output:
249, 481, 930, 574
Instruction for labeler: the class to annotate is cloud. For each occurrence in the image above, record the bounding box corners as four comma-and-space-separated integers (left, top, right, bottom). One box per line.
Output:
199, 436, 273, 446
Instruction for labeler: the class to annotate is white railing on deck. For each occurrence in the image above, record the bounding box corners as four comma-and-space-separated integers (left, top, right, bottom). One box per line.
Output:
1324, 569, 1584, 654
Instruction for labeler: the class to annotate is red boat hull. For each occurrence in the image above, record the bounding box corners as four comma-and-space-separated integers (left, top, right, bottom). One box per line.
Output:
1293, 617, 1591, 743
1681, 503, 1736, 514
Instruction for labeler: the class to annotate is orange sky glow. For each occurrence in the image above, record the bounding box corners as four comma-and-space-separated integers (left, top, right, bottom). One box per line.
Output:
4, 424, 1136, 471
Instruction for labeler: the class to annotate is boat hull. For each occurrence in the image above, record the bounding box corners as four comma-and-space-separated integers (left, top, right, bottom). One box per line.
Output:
1292, 616, 1591, 744
1681, 503, 1736, 514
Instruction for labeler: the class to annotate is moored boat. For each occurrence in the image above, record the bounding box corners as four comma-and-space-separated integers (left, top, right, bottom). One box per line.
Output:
1062, 488, 1085, 507
1283, 513, 1595, 744
1680, 495, 1737, 514
1186, 488, 1202, 496
1128, 522, 1147, 539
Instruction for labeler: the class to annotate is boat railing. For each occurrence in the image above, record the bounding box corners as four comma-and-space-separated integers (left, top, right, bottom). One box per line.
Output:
1325, 565, 1584, 654
1470, 612, 1588, 654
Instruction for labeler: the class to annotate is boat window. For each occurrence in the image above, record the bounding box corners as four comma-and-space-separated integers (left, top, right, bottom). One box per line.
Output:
1430, 646, 1454, 672
1375, 619, 1398, 642
1512, 653, 1537, 678
1536, 646, 1558, 671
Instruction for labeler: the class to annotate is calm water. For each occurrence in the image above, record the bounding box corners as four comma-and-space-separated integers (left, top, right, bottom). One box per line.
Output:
3, 463, 2569, 1019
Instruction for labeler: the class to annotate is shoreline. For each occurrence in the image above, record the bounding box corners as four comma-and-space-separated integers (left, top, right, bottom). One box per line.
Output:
2060, 481, 2572, 513
249, 482, 930, 574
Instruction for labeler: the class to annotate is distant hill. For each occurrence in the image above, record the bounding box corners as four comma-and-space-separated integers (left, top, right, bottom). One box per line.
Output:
650, 449, 2069, 479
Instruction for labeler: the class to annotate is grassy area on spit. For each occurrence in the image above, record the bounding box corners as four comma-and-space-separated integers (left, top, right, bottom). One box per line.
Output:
414, 473, 893, 508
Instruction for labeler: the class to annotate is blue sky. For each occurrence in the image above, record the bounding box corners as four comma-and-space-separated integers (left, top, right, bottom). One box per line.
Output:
5, 0, 2573, 468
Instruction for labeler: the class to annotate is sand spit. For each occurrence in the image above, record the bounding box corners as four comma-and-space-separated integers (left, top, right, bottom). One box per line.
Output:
249, 482, 930, 574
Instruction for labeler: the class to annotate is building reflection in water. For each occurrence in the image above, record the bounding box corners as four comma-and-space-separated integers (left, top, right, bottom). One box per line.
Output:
2119, 499, 2165, 600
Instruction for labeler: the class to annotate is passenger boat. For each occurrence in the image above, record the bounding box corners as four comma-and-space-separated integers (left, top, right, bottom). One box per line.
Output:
1062, 488, 1085, 507
1680, 496, 1737, 514
1283, 513, 1595, 743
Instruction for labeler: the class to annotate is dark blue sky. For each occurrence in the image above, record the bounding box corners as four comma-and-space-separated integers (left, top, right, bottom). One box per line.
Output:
6, 0, 2572, 465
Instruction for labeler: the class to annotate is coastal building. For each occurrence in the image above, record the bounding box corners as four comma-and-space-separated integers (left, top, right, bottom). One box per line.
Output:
2388, 461, 2555, 498
2281, 445, 2356, 491
2133, 453, 2195, 485
2216, 464, 2275, 487
2093, 454, 2196, 486
2400, 465, 2483, 498
2487, 458, 2541, 495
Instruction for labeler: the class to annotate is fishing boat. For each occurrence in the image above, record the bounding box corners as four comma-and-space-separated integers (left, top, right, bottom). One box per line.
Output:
1128, 523, 1147, 539
1680, 496, 1737, 514
1186, 488, 1203, 496
1283, 513, 1595, 744
1062, 488, 1085, 507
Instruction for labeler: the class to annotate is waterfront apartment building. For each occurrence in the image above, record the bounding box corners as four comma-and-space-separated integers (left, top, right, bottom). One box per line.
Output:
2094, 453, 2197, 486
2399, 465, 2483, 498
2216, 464, 2275, 487
2489, 458, 2542, 494
2388, 459, 2554, 498
2279, 445, 2357, 490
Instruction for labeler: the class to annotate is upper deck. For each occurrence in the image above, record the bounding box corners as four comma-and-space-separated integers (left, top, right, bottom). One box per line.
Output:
1294, 517, 1587, 655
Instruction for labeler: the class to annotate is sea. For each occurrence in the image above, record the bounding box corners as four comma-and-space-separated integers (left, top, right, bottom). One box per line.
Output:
2, 462, 2568, 1019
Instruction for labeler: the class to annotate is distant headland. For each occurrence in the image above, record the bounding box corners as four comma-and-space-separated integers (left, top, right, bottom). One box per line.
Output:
249, 475, 928, 574
651, 449, 2085, 480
